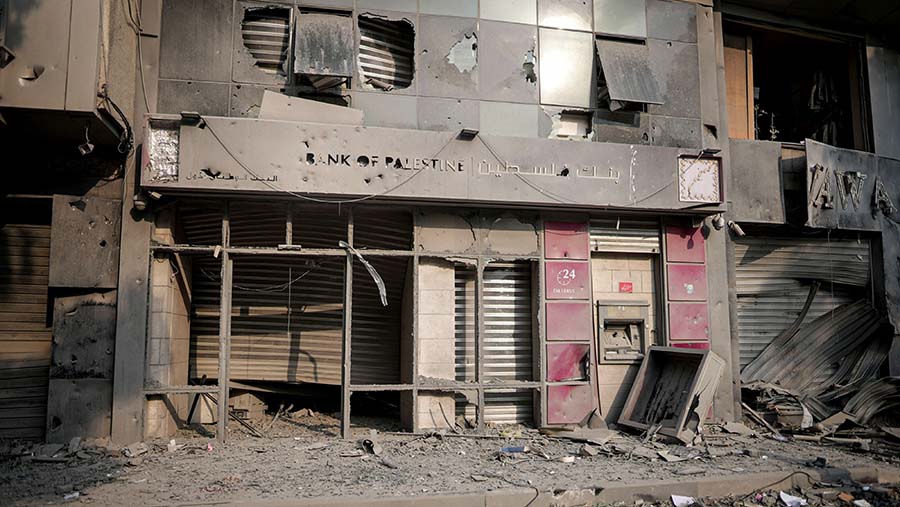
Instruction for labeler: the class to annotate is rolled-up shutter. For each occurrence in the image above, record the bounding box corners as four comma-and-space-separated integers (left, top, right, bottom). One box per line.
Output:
733, 236, 870, 369
0, 200, 52, 440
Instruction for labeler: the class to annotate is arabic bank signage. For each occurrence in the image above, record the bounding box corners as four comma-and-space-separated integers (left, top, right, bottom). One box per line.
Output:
143, 116, 725, 212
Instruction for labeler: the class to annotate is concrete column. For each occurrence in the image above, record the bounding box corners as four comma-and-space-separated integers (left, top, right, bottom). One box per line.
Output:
416, 258, 456, 430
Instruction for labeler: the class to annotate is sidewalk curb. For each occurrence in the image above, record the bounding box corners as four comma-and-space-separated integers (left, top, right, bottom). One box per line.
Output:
171, 466, 900, 507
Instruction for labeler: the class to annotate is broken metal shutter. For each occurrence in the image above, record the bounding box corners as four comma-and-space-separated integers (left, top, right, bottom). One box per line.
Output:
595, 39, 664, 105
0, 220, 52, 440
357, 16, 414, 89
241, 8, 291, 75
483, 263, 534, 381
733, 236, 870, 369
590, 218, 660, 253
454, 267, 475, 382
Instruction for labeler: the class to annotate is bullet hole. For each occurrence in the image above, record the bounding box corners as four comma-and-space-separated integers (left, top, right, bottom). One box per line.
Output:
357, 155, 370, 167
201, 168, 221, 179
50, 416, 62, 431
88, 220, 96, 229
667, 41, 673, 47
99, 239, 108, 248
69, 199, 87, 212
642, 132, 650, 142
560, 168, 570, 177
236, 85, 242, 89
71, 354, 78, 364
364, 178, 371, 184
377, 174, 384, 179
302, 176, 309, 182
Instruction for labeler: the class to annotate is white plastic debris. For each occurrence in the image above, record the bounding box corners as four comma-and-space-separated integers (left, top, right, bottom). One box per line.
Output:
853, 500, 873, 507
779, 491, 808, 507
671, 494, 696, 507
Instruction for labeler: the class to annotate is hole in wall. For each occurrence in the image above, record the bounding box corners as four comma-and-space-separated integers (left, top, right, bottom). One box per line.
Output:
241, 7, 291, 75
358, 14, 415, 90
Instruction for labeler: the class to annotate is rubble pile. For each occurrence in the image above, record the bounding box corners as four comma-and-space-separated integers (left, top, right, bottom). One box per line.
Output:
739, 299, 900, 452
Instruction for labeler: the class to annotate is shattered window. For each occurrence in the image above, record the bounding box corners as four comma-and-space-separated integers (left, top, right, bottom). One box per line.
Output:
240, 7, 292, 76
358, 14, 415, 91
595, 39, 662, 112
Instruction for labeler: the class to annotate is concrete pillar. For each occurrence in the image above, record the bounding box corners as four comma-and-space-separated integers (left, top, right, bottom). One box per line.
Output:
416, 258, 456, 430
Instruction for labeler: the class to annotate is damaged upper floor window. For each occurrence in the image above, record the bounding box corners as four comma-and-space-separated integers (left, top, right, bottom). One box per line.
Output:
294, 10, 355, 90
595, 38, 662, 112
241, 7, 292, 76
357, 14, 415, 91
724, 21, 871, 150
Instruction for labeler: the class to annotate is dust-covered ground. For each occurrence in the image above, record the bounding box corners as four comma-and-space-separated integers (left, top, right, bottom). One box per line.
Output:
2, 412, 899, 506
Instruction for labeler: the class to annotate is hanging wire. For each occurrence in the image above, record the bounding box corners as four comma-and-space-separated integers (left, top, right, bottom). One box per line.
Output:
200, 260, 327, 293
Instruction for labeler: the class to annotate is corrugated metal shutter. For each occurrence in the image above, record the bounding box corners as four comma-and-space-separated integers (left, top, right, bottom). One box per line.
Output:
483, 263, 534, 381
191, 256, 345, 385
0, 216, 52, 440
734, 236, 870, 369
241, 7, 291, 75
351, 257, 408, 384
485, 390, 533, 425
357, 15, 414, 90
590, 218, 660, 253
454, 267, 475, 382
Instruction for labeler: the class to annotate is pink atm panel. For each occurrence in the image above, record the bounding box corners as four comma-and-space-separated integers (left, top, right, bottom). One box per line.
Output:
665, 226, 706, 263
544, 221, 589, 260
547, 384, 593, 424
547, 343, 590, 382
668, 303, 709, 341
666, 264, 708, 301
546, 302, 593, 341
545, 260, 590, 300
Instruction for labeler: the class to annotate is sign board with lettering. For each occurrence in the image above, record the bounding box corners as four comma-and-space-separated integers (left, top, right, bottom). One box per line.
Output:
545, 260, 590, 300
142, 116, 726, 212
805, 139, 900, 231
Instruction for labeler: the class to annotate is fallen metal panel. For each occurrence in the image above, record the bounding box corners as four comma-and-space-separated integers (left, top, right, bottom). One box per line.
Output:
49, 195, 122, 289
729, 139, 786, 224
294, 11, 354, 78
595, 40, 663, 105
741, 300, 886, 392
618, 346, 724, 443
259, 91, 363, 125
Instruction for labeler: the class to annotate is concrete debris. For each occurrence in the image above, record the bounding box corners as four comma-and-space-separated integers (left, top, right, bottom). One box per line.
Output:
578, 444, 598, 457
671, 494, 697, 507
63, 491, 80, 502
360, 438, 383, 456
675, 467, 705, 476
540, 427, 616, 446
779, 491, 808, 507
67, 437, 81, 454
122, 442, 148, 458
853, 500, 873, 507
340, 450, 365, 458
721, 422, 756, 436
658, 450, 689, 463
557, 455, 575, 463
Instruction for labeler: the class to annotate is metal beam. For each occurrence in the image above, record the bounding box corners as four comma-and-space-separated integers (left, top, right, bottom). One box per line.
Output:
216, 205, 232, 442
341, 210, 354, 439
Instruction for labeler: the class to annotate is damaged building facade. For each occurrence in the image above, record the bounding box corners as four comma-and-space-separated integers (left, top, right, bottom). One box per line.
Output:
0, 0, 899, 446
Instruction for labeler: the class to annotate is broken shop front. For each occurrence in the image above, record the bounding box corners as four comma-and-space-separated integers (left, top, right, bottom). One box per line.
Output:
728, 138, 899, 431
139, 115, 728, 440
